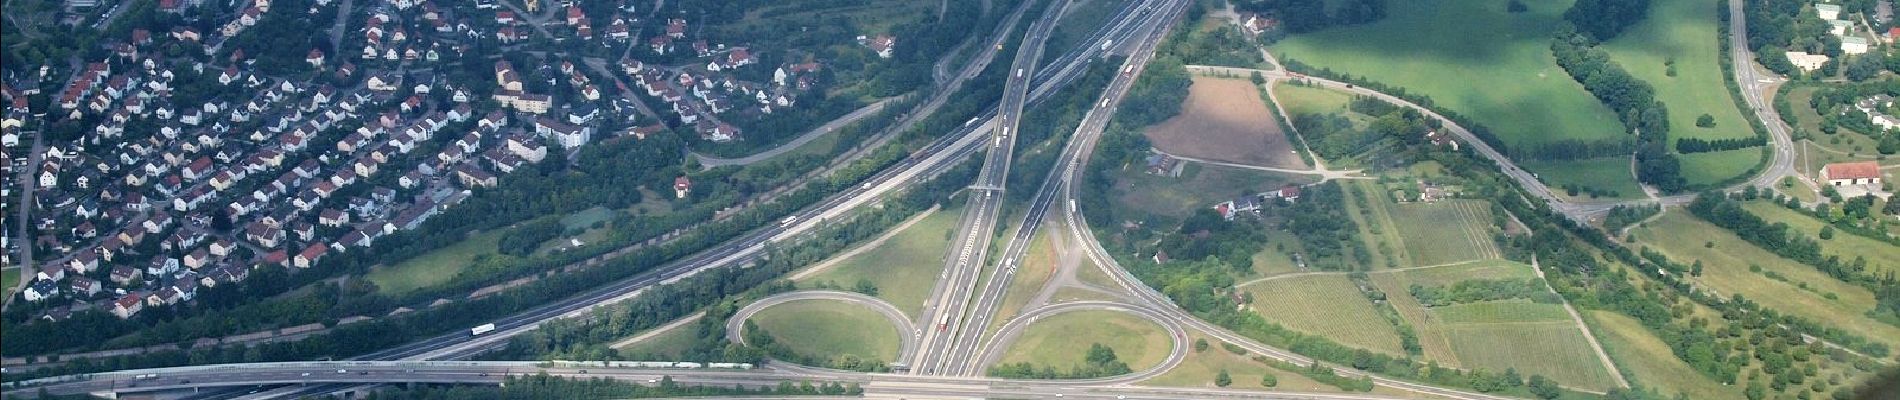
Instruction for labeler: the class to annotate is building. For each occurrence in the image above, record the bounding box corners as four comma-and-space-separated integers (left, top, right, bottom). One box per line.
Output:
1822, 161, 1883, 186
1818, 3, 1842, 20
1842, 36, 1871, 54
1785, 51, 1830, 72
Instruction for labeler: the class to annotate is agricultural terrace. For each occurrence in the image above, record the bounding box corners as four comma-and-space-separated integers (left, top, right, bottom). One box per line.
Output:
1242, 274, 1407, 355
1269, 0, 1626, 153
749, 299, 902, 365
1368, 261, 1620, 390
1630, 210, 1900, 349
800, 207, 961, 315
1143, 76, 1307, 169
994, 310, 1172, 373
1742, 201, 1899, 276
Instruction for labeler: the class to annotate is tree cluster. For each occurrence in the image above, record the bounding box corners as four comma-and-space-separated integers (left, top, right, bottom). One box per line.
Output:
1551, 32, 1684, 191
1407, 279, 1561, 307
1563, 0, 1652, 41
1675, 136, 1767, 153
987, 343, 1133, 379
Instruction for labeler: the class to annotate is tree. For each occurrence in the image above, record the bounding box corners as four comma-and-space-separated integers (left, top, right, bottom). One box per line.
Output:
1194, 338, 1209, 353
1846, 54, 1885, 81
1818, 226, 1835, 240
1528, 375, 1563, 399
1215, 369, 1233, 387
1697, 114, 1716, 128
851, 279, 879, 296
1261, 372, 1279, 387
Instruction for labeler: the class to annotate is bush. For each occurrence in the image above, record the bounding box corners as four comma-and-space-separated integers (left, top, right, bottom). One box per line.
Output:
1697, 114, 1716, 127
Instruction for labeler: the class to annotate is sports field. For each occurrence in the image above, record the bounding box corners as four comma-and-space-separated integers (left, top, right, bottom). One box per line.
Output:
1390, 199, 1502, 266
801, 208, 960, 315
1270, 0, 1626, 151
367, 228, 515, 296
1272, 81, 1355, 117
1584, 311, 1742, 399
751, 299, 901, 364
1631, 211, 1900, 349
1243, 274, 1406, 355
995, 310, 1172, 372
1521, 157, 1646, 200
1743, 201, 1899, 275
1144, 77, 1306, 169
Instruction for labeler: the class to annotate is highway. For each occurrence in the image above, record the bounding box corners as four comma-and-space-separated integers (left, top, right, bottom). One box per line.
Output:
933, 0, 1188, 378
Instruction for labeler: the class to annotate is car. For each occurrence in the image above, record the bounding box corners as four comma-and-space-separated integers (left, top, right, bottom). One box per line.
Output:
578, 370, 588, 374
646, 378, 659, 383
358, 371, 368, 375
301, 373, 310, 377
337, 369, 347, 374
479, 373, 490, 377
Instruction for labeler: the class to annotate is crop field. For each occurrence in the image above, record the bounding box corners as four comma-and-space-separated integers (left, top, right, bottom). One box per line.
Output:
1585, 311, 1741, 399
1443, 322, 1620, 391
751, 299, 901, 364
1243, 274, 1407, 355
1430, 301, 1569, 324
367, 228, 515, 295
1272, 81, 1355, 118
1744, 201, 1899, 275
1391, 199, 1502, 266
995, 310, 1171, 372
1143, 77, 1306, 169
1521, 157, 1646, 200
1603, 0, 1754, 143
1111, 163, 1315, 221
1631, 211, 1900, 348
801, 207, 960, 315
1269, 0, 1626, 151
1677, 148, 1761, 187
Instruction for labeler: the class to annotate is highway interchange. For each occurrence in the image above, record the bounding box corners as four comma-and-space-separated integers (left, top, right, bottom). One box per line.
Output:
2, 0, 1826, 398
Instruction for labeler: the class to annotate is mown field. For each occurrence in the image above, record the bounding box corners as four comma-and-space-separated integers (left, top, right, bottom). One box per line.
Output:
615, 320, 701, 358
1269, 0, 1626, 150
1631, 210, 1900, 349
1144, 76, 1305, 169
1391, 199, 1502, 266
1584, 311, 1742, 399
994, 310, 1172, 372
1521, 157, 1646, 200
1602, 0, 1752, 143
367, 228, 515, 296
1272, 81, 1355, 117
1110, 163, 1315, 221
1242, 274, 1407, 355
1676, 148, 1761, 187
751, 299, 901, 364
801, 207, 960, 315
1742, 201, 1899, 275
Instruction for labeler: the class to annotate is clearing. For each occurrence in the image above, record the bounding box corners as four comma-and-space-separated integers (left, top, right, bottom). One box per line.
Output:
799, 207, 960, 315
615, 321, 702, 359
1143, 76, 1306, 170
1602, 0, 1754, 144
1630, 210, 1900, 349
994, 310, 1172, 373
750, 299, 902, 364
1242, 274, 1407, 355
366, 228, 516, 296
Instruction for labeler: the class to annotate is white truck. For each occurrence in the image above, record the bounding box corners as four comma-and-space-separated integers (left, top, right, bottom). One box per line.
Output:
470, 323, 497, 336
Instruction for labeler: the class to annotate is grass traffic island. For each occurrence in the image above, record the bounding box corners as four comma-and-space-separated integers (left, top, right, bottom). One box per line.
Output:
991, 310, 1172, 377
748, 298, 902, 368
799, 207, 961, 315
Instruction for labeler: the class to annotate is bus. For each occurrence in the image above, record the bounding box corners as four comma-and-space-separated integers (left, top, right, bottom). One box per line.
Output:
471, 323, 497, 336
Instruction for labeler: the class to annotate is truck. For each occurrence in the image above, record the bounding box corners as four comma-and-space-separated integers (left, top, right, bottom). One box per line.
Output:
1016, 68, 1024, 78
470, 323, 497, 336
133, 374, 160, 380
937, 314, 950, 331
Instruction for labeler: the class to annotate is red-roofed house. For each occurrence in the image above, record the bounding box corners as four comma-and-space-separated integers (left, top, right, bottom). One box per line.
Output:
1822, 161, 1883, 186
294, 243, 328, 268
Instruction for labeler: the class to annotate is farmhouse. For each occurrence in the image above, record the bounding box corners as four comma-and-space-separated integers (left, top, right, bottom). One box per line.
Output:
1821, 161, 1882, 186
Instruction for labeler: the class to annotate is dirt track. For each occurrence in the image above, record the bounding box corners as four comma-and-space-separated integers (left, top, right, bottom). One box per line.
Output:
1142, 76, 1306, 170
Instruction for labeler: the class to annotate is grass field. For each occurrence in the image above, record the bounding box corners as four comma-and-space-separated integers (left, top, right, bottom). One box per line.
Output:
1521, 157, 1646, 200
801, 207, 960, 315
995, 310, 1172, 372
1430, 300, 1569, 324
751, 299, 901, 364
1, 267, 19, 300
1443, 322, 1620, 391
1391, 199, 1502, 266
1049, 286, 1125, 303
1584, 311, 1741, 399
1677, 148, 1761, 187
1631, 211, 1900, 349
1243, 274, 1406, 355
1270, 0, 1626, 150
1247, 231, 1309, 277
1142, 334, 1429, 398
367, 228, 514, 296
1272, 81, 1355, 117
615, 322, 701, 359
1743, 201, 1899, 275
1144, 76, 1305, 169
1111, 163, 1315, 221
987, 225, 1061, 335
1603, 0, 1753, 142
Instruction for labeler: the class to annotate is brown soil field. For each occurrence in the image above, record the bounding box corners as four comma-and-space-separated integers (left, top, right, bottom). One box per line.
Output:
1142, 76, 1305, 170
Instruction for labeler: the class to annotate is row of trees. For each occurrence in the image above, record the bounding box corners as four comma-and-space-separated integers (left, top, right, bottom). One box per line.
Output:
1407, 279, 1562, 307
1550, 32, 1685, 192
1675, 136, 1768, 153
